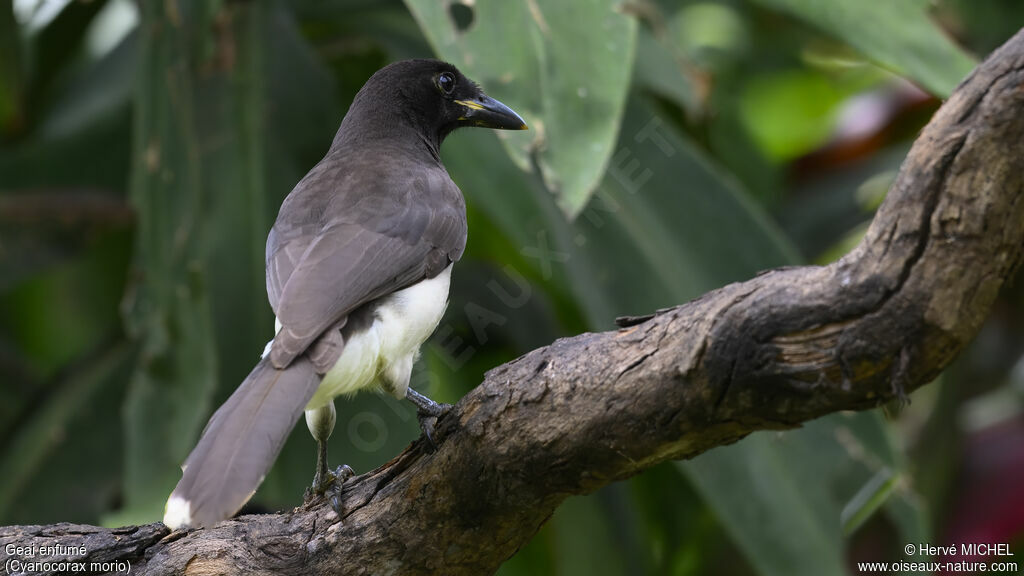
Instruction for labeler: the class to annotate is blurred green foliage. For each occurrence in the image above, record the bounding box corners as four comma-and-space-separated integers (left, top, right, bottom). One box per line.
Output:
1, 0, 1023, 574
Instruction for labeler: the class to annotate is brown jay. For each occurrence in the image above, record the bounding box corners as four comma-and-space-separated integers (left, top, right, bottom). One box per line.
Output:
163, 59, 526, 529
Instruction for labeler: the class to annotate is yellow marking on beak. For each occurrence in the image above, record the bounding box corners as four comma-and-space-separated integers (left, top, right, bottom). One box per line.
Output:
455, 99, 485, 111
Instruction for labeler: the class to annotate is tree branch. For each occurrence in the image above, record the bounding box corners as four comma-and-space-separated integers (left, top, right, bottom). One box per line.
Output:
4, 27, 1024, 576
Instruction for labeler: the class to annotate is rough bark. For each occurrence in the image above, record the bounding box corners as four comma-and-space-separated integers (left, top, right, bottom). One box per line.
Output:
4, 27, 1024, 576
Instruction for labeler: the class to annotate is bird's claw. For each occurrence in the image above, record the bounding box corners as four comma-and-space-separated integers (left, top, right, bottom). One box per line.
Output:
418, 413, 439, 449
325, 464, 353, 516
306, 464, 354, 515
405, 388, 452, 451
416, 403, 451, 451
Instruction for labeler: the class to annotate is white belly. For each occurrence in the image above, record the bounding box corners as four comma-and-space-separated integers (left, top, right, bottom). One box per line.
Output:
290, 265, 452, 410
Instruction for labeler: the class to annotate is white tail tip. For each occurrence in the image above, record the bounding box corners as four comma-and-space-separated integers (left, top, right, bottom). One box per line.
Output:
163, 494, 193, 530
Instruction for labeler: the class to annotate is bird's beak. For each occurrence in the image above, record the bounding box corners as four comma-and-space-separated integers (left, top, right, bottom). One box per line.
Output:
455, 94, 528, 130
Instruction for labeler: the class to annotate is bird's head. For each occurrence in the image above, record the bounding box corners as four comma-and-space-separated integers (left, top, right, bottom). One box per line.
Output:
341, 59, 527, 151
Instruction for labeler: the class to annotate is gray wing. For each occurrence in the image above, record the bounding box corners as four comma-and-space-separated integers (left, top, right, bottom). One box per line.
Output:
265, 161, 466, 369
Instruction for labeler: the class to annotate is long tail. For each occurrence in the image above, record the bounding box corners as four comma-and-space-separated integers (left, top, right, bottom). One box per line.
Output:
163, 356, 319, 529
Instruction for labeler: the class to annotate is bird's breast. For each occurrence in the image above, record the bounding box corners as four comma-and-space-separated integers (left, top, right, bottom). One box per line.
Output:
303, 265, 452, 409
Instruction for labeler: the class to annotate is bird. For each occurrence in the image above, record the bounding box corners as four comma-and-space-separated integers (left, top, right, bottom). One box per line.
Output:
162, 59, 527, 529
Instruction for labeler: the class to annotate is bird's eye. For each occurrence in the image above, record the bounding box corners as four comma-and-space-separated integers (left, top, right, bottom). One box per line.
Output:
437, 72, 456, 95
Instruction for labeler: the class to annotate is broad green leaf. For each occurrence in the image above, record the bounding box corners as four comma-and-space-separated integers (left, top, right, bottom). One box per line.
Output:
36, 25, 136, 141
203, 2, 274, 395
0, 27, 135, 192
682, 432, 847, 576
21, 0, 109, 107
405, 0, 637, 218
575, 99, 800, 322
681, 411, 928, 576
748, 0, 976, 97
121, 0, 230, 520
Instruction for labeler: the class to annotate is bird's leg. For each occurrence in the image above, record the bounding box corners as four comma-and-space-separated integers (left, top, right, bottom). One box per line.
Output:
405, 388, 452, 450
303, 401, 354, 516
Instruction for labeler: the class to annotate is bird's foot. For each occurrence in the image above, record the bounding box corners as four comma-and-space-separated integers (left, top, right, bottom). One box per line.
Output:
405, 388, 452, 451
305, 464, 354, 517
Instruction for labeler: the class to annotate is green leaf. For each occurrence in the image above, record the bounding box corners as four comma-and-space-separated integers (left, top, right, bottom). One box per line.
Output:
36, 27, 136, 141
841, 467, 897, 536
121, 0, 231, 520
883, 488, 930, 563
633, 28, 704, 119
405, 0, 637, 218
681, 412, 928, 576
575, 99, 799, 322
748, 0, 976, 97
682, 432, 847, 576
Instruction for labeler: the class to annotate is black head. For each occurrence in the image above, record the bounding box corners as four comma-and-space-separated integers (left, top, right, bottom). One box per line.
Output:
338, 59, 527, 153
